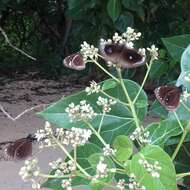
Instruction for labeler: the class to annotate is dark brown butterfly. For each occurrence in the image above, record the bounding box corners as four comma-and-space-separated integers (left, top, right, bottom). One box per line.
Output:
154, 85, 183, 111
5, 134, 36, 160
63, 52, 85, 70
100, 42, 146, 68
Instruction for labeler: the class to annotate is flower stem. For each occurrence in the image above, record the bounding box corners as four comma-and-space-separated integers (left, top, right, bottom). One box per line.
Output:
98, 112, 105, 133
176, 172, 190, 180
92, 59, 120, 83
52, 136, 90, 177
117, 68, 143, 130
133, 60, 153, 103
38, 173, 72, 179
171, 121, 190, 161
84, 121, 107, 146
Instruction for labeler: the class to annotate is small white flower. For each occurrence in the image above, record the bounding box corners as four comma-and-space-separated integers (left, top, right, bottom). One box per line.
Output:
138, 158, 161, 178
138, 48, 146, 57
97, 96, 116, 113
19, 159, 40, 181
182, 90, 190, 101
85, 81, 101, 95
103, 144, 116, 156
80, 41, 98, 62
117, 179, 126, 190
147, 45, 159, 60
65, 100, 96, 122
96, 157, 108, 178
61, 178, 72, 190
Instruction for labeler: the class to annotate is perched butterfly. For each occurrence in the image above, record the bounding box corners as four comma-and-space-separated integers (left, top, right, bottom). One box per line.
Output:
100, 42, 146, 68
63, 52, 85, 70
5, 134, 36, 161
154, 85, 183, 111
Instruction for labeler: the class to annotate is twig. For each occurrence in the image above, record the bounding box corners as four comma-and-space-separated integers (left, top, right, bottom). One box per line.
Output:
0, 26, 36, 61
0, 104, 48, 121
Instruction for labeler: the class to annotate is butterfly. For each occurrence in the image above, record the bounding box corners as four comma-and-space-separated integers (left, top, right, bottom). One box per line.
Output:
5, 134, 36, 160
99, 42, 146, 68
63, 52, 85, 70
154, 85, 183, 111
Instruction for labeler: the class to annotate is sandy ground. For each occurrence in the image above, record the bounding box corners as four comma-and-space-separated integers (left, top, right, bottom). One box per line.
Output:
0, 76, 86, 190
0, 76, 159, 190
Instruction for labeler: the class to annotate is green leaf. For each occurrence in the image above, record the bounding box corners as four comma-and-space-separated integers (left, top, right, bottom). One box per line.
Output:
102, 79, 117, 90
107, 0, 121, 22
146, 120, 183, 147
162, 34, 190, 61
39, 79, 148, 144
113, 135, 133, 162
130, 145, 178, 190
115, 12, 134, 32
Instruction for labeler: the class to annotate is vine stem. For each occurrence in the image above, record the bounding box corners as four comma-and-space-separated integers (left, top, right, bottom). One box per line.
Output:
92, 59, 120, 83
117, 68, 143, 130
133, 60, 153, 103
176, 172, 190, 180
171, 121, 190, 161
38, 173, 73, 179
52, 136, 90, 177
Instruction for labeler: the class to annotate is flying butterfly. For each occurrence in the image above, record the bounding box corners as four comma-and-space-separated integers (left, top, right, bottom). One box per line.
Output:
154, 85, 183, 111
99, 42, 146, 68
3, 134, 36, 161
63, 52, 85, 70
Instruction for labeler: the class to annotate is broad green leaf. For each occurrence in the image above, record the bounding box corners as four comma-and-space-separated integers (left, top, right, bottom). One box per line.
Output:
113, 135, 133, 162
107, 0, 121, 22
179, 44, 190, 72
130, 145, 178, 190
43, 143, 101, 189
149, 100, 168, 119
162, 34, 190, 61
39, 79, 148, 144
168, 99, 190, 121
146, 120, 183, 147
102, 79, 117, 90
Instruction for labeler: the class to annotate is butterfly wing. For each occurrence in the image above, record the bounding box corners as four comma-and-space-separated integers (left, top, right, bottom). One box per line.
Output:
154, 86, 182, 110
99, 43, 124, 63
120, 47, 146, 68
63, 52, 85, 70
6, 138, 32, 160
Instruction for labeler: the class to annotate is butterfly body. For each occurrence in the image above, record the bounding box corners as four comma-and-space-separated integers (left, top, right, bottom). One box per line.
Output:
154, 85, 182, 111
100, 42, 146, 68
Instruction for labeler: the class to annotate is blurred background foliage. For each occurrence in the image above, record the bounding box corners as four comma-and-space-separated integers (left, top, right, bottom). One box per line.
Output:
0, 0, 190, 82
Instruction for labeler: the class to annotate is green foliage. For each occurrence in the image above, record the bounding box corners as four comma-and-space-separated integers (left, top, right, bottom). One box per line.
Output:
130, 145, 178, 190
113, 135, 133, 162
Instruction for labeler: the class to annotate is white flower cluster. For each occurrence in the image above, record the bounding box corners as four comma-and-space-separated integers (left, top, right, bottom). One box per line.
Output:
147, 45, 159, 60
49, 158, 76, 176
19, 159, 40, 189
103, 144, 116, 156
97, 96, 117, 113
184, 73, 190, 82
85, 81, 101, 95
65, 100, 97, 122
127, 173, 146, 190
80, 41, 98, 62
182, 90, 190, 102
96, 157, 108, 178
61, 178, 72, 190
100, 27, 141, 49
35, 121, 54, 148
130, 127, 151, 144
139, 159, 162, 178
61, 127, 92, 147
116, 179, 126, 190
